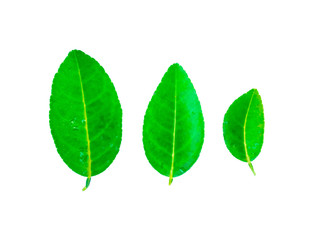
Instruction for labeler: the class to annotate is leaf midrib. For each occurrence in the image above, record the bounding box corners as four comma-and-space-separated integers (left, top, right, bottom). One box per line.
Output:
169, 68, 178, 185
73, 52, 92, 179
243, 89, 256, 175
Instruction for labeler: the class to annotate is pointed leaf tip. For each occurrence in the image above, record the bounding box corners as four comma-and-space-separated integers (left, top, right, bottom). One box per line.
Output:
171, 62, 180, 67
168, 63, 183, 71
69, 49, 83, 57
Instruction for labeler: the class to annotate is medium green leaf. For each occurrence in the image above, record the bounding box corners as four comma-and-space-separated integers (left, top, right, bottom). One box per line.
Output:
143, 63, 205, 185
223, 88, 264, 175
49, 50, 122, 190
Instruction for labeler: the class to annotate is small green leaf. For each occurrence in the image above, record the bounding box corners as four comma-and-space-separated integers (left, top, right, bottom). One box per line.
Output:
143, 63, 205, 185
223, 88, 264, 175
49, 50, 122, 190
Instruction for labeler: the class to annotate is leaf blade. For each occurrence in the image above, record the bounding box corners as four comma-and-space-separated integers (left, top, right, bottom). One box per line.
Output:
49, 50, 122, 189
143, 63, 205, 184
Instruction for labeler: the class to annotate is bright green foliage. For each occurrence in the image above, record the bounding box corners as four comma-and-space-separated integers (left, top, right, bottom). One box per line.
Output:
223, 89, 264, 175
49, 50, 122, 190
143, 63, 204, 185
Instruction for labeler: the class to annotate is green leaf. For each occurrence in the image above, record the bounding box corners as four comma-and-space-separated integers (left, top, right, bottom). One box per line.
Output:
143, 63, 205, 185
223, 88, 264, 175
49, 49, 122, 190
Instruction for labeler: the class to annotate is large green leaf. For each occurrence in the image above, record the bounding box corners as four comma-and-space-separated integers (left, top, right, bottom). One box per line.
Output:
143, 63, 205, 185
223, 88, 264, 175
49, 50, 122, 190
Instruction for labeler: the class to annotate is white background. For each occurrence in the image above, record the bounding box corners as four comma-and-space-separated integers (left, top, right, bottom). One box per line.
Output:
1, 0, 320, 239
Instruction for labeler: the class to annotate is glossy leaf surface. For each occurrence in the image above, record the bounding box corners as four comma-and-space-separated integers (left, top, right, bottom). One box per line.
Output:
143, 63, 204, 185
223, 89, 264, 175
49, 50, 122, 190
